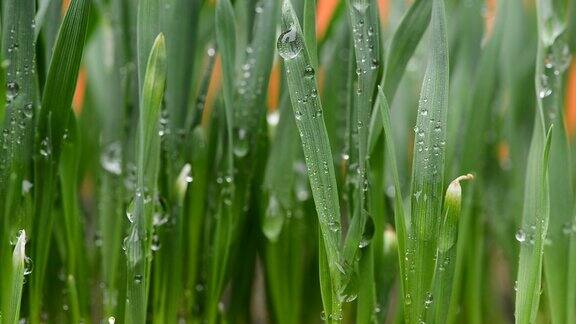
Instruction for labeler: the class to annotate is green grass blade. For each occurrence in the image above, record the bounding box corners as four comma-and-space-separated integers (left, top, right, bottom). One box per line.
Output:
515, 125, 552, 324
125, 33, 166, 324
215, 0, 235, 175
232, 0, 278, 159
368, 0, 431, 153
0, 0, 36, 313
30, 0, 91, 320
262, 98, 299, 242
377, 87, 407, 292
342, 0, 381, 262
303, 0, 318, 69
137, 0, 161, 93
533, 1, 575, 323
278, 0, 343, 320
162, 0, 200, 144
447, 4, 505, 321
34, 0, 54, 40
58, 115, 89, 321
183, 126, 209, 314
406, 0, 449, 322
203, 1, 237, 322
382, 0, 431, 101
1, 229, 27, 324
0, 0, 36, 183
85, 21, 128, 318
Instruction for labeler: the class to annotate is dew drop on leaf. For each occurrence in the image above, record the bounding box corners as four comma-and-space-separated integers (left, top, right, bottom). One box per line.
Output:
277, 24, 303, 60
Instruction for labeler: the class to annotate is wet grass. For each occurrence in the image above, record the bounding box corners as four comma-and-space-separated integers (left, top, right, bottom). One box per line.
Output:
0, 0, 575, 323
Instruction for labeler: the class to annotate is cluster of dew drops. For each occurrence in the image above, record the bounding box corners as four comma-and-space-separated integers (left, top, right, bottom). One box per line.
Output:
538, 41, 572, 106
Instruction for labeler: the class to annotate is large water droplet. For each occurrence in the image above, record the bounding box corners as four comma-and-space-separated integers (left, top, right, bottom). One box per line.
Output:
277, 25, 303, 60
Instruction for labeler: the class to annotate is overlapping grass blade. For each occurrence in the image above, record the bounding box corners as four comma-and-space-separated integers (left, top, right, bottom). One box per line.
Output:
137, 0, 161, 93
262, 96, 298, 242
30, 0, 90, 320
381, 0, 431, 101
405, 0, 449, 322
278, 0, 343, 320
204, 0, 238, 321
303, 0, 318, 69
377, 86, 407, 293
215, 0, 235, 174
183, 126, 209, 314
341, 1, 381, 318
125, 33, 166, 324
533, 1, 576, 323
368, 0, 431, 153
447, 3, 505, 321
515, 124, 552, 324
58, 115, 89, 321
152, 1, 201, 320
84, 20, 128, 318
162, 0, 200, 147
230, 0, 278, 217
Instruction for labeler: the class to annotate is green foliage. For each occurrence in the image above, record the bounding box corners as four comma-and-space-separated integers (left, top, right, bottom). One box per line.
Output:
0, 0, 575, 323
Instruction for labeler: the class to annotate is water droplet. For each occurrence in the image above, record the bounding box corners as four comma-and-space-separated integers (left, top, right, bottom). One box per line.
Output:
134, 274, 143, 284
22, 103, 33, 119
151, 235, 161, 252
39, 138, 51, 157
303, 65, 315, 78
22, 179, 33, 194
328, 219, 340, 233
352, 1, 369, 13
126, 199, 135, 223
24, 257, 33, 276
7, 81, 19, 102
424, 292, 433, 308
295, 110, 303, 121
562, 222, 574, 235
267, 110, 280, 126
255, 1, 264, 13
539, 88, 552, 99
414, 190, 422, 201
263, 195, 285, 240
101, 142, 122, 175
515, 229, 526, 243
233, 128, 249, 157
405, 293, 412, 305
277, 24, 303, 60
359, 217, 375, 248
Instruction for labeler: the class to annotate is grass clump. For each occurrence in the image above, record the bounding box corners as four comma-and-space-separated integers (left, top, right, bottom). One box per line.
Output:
0, 0, 575, 323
